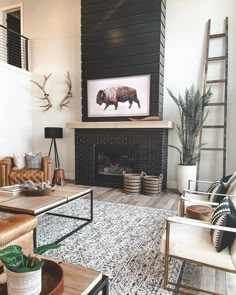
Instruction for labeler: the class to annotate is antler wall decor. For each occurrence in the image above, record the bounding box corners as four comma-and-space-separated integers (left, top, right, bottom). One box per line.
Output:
59, 71, 72, 111
30, 73, 52, 111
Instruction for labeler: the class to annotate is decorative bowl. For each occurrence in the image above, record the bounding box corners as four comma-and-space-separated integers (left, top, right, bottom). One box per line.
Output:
21, 188, 53, 196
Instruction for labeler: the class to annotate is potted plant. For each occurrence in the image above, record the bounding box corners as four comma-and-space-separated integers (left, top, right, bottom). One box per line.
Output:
0, 243, 61, 295
167, 85, 212, 193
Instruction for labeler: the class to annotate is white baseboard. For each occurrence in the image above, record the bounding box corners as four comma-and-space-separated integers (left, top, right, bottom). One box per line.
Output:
167, 180, 177, 189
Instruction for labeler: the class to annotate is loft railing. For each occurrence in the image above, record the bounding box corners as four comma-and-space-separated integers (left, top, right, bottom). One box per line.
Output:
0, 24, 29, 71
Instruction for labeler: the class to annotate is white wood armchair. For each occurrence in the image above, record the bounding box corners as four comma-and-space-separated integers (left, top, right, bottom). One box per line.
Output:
179, 176, 236, 217
161, 216, 236, 295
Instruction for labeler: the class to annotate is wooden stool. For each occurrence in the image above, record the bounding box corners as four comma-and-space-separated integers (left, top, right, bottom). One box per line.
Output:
52, 169, 65, 186
186, 205, 214, 222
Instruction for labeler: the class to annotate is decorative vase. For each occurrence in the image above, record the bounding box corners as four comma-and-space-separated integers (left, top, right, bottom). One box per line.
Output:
177, 164, 197, 194
6, 268, 42, 295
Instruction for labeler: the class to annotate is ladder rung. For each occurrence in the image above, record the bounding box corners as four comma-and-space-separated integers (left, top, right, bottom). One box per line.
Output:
201, 148, 224, 151
210, 33, 226, 38
203, 125, 224, 129
206, 102, 225, 106
206, 79, 226, 84
208, 56, 226, 61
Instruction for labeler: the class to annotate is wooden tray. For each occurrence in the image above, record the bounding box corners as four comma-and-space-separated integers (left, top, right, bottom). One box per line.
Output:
0, 259, 64, 295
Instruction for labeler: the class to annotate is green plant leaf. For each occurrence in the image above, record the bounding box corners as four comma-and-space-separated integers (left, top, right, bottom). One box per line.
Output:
34, 243, 61, 255
167, 85, 212, 165
0, 245, 22, 257
1, 253, 25, 271
0, 243, 61, 273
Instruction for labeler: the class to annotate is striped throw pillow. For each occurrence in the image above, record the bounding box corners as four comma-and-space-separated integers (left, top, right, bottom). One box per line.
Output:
225, 172, 236, 195
211, 196, 236, 252
207, 180, 227, 204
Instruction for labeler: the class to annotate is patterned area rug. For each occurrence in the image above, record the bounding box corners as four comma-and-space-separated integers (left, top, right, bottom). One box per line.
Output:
35, 200, 182, 295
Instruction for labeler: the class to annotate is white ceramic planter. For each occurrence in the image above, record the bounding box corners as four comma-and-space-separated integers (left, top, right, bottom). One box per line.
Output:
177, 165, 197, 194
6, 268, 42, 295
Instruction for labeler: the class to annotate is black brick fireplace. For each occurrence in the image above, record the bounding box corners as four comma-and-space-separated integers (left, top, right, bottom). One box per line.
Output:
74, 126, 169, 189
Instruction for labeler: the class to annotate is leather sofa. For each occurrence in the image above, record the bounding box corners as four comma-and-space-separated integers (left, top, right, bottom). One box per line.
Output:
0, 156, 52, 187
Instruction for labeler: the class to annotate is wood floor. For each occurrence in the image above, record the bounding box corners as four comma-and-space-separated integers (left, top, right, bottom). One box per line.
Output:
68, 183, 236, 294
91, 185, 179, 210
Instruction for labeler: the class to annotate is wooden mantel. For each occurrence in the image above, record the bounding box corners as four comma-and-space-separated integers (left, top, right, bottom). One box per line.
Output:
66, 120, 174, 129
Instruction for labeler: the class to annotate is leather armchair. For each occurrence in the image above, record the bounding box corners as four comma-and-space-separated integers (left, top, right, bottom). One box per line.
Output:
0, 214, 37, 262
0, 214, 37, 284
0, 156, 52, 187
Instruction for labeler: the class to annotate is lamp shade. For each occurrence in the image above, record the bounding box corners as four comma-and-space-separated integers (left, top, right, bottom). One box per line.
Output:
45, 127, 63, 139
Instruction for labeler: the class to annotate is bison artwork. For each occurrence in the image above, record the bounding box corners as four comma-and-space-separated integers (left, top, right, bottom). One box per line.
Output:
96, 86, 141, 110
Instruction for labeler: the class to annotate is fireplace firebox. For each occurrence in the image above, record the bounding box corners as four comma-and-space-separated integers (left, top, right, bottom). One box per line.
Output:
95, 144, 138, 183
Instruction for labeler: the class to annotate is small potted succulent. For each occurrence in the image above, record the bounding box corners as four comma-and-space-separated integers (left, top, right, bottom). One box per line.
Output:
0, 243, 61, 295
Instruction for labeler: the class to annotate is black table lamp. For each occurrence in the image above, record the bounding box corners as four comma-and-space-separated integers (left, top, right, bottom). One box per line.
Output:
45, 127, 63, 169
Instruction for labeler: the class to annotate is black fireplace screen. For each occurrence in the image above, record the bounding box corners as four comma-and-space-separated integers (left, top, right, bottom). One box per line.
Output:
95, 144, 138, 178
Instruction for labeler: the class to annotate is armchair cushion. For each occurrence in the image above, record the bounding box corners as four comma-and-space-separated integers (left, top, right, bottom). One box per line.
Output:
211, 196, 236, 252
9, 169, 44, 184
161, 218, 235, 270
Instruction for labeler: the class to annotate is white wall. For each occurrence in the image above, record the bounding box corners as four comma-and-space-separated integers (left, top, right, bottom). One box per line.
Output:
0, 0, 81, 179
25, 0, 81, 179
1, 0, 235, 185
164, 0, 236, 188
0, 64, 32, 157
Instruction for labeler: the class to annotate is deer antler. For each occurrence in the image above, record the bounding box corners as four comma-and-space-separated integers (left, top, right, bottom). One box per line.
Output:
30, 73, 52, 111
59, 71, 72, 111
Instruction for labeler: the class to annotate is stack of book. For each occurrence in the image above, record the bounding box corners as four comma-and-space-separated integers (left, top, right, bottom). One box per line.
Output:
0, 185, 22, 196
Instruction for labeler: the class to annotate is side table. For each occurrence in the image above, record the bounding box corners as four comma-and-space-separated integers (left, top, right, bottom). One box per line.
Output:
186, 205, 214, 222
0, 261, 109, 295
61, 262, 109, 295
52, 168, 65, 186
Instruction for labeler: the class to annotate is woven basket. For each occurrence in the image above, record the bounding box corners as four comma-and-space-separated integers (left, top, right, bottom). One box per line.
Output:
143, 174, 163, 196
123, 171, 145, 194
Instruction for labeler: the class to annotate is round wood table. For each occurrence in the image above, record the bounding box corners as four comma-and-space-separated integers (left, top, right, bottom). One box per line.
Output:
186, 205, 214, 222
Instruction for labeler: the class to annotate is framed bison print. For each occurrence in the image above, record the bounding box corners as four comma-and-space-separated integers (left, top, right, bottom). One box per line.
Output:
87, 74, 150, 118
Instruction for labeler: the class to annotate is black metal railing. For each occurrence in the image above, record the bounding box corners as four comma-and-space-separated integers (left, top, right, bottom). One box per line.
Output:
0, 24, 29, 71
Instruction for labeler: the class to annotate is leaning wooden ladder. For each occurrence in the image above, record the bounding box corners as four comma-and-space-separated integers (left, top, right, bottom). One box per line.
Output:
197, 17, 228, 181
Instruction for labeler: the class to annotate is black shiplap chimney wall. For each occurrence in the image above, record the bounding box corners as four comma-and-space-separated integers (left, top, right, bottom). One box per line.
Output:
81, 0, 166, 121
